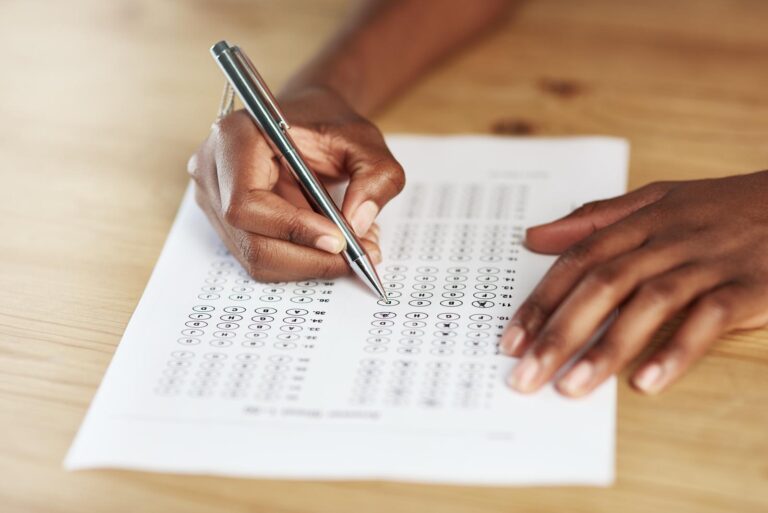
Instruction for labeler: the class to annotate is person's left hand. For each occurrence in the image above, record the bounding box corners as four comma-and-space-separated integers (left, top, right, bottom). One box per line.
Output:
499, 170, 768, 397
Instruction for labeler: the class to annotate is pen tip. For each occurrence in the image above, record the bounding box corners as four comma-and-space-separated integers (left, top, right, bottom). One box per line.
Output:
350, 256, 387, 300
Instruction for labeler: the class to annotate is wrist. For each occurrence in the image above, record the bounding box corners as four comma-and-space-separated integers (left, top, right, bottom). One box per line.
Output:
276, 85, 366, 129
278, 83, 346, 111
279, 49, 369, 115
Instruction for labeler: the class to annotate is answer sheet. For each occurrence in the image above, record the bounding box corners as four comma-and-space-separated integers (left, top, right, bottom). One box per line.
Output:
66, 136, 627, 485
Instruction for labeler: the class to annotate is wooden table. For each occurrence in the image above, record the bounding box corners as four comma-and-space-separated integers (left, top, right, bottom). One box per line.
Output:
1, 0, 767, 511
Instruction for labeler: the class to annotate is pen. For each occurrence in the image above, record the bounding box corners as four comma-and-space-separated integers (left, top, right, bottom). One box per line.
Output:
210, 40, 387, 300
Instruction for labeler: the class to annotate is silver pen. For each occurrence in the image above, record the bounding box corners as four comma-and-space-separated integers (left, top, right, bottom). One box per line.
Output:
210, 40, 386, 300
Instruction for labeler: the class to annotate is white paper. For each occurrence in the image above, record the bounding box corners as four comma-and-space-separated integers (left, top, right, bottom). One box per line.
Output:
66, 135, 627, 486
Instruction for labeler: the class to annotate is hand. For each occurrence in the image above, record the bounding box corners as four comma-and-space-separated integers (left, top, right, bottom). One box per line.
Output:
187, 87, 404, 282
500, 170, 768, 397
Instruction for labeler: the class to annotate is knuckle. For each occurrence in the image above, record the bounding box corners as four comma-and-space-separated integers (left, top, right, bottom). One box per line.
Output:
534, 329, 568, 355
637, 279, 677, 307
317, 257, 345, 279
239, 235, 267, 268
186, 154, 199, 177
214, 111, 245, 135
210, 117, 230, 140
699, 293, 734, 323
223, 198, 243, 227
568, 200, 604, 217
585, 264, 623, 290
380, 161, 406, 194
281, 210, 310, 244
573, 200, 601, 217
556, 242, 595, 271
210, 118, 224, 136
187, 150, 214, 184
641, 181, 675, 200
516, 298, 548, 329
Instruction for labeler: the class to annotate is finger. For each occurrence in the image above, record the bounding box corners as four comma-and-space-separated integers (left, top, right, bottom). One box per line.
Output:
188, 135, 221, 200
362, 223, 380, 245
631, 283, 768, 394
364, 239, 382, 264
223, 190, 347, 254
196, 183, 382, 281
273, 172, 312, 210
506, 243, 688, 394
233, 231, 382, 283
337, 130, 405, 236
212, 113, 347, 254
190, 113, 271, 214
555, 264, 723, 397
525, 182, 672, 254
194, 184, 247, 265
500, 215, 650, 357
213, 111, 281, 198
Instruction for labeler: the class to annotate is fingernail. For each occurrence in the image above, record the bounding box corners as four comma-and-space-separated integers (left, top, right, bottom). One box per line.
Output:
632, 362, 664, 394
558, 360, 594, 396
501, 324, 525, 354
350, 200, 379, 236
314, 234, 345, 254
507, 355, 541, 393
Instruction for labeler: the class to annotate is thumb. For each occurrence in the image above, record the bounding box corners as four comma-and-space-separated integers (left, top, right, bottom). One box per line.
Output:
340, 138, 406, 236
526, 181, 674, 254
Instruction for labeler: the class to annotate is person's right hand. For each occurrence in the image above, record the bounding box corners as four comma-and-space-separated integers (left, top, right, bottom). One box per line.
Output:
187, 86, 405, 282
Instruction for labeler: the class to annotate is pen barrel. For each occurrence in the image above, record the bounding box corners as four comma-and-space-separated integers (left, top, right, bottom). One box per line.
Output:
211, 42, 365, 263
279, 145, 365, 263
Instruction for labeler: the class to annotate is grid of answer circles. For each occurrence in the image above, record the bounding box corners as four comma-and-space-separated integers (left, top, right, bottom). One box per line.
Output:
374, 264, 515, 310
160, 254, 332, 399
351, 359, 497, 409
180, 256, 333, 351
388, 222, 523, 262
365, 309, 501, 357
157, 351, 308, 401
179, 304, 323, 351
197, 258, 327, 306
399, 182, 528, 221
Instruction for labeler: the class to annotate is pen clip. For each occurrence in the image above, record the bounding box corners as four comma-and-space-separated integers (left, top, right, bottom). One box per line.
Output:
217, 81, 235, 119
231, 46, 290, 131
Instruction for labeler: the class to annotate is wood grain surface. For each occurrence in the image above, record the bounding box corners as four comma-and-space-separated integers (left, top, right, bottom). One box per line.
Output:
1, 0, 767, 512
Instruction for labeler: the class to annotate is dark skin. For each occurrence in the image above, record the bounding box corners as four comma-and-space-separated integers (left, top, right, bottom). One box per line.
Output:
189, 0, 508, 277
502, 173, 768, 395
188, 87, 403, 282
189, 0, 768, 396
